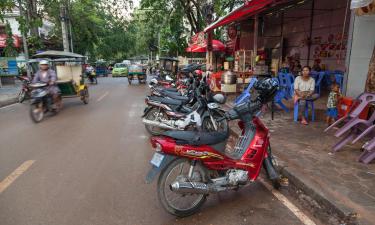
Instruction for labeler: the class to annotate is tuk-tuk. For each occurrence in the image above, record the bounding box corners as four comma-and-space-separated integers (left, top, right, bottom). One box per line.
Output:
128, 64, 146, 85
28, 51, 89, 122
158, 57, 179, 79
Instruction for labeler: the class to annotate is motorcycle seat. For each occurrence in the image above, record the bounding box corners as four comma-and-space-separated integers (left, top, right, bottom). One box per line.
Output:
164, 87, 178, 92
149, 96, 183, 106
163, 130, 229, 146
162, 92, 189, 102
160, 89, 182, 96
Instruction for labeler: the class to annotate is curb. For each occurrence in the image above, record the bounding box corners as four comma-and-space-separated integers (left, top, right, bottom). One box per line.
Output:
229, 125, 358, 225
0, 97, 18, 108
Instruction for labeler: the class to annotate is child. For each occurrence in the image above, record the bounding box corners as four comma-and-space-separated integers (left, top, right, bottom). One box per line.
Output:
326, 83, 341, 125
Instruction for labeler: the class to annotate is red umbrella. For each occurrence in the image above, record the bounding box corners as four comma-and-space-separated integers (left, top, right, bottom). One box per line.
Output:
186, 40, 226, 53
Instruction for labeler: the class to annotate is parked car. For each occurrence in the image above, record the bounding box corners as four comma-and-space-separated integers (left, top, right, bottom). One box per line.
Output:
112, 63, 128, 77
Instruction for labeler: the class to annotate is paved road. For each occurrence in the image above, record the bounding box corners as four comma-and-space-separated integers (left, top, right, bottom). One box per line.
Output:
0, 78, 309, 225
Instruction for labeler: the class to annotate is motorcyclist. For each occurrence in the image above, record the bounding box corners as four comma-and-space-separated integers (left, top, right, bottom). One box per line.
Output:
32, 60, 61, 109
85, 64, 94, 76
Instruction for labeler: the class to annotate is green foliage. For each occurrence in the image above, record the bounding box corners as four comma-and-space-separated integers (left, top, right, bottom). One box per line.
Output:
27, 35, 44, 55
0, 0, 242, 60
3, 22, 18, 57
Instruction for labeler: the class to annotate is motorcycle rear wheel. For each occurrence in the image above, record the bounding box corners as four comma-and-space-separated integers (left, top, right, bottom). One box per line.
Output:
81, 87, 89, 104
157, 159, 207, 217
30, 103, 44, 123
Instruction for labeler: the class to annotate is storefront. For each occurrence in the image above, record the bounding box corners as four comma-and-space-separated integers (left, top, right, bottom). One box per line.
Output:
185, 32, 226, 69
0, 34, 21, 85
205, 0, 351, 92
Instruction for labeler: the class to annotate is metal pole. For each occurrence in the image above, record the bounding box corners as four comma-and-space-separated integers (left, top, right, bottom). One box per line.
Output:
254, 15, 259, 57
306, 0, 315, 66
17, 0, 30, 78
157, 32, 160, 60
279, 12, 284, 70
344, 10, 355, 95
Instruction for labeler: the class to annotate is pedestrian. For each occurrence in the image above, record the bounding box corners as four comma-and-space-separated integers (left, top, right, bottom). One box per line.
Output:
326, 83, 341, 125
294, 66, 319, 125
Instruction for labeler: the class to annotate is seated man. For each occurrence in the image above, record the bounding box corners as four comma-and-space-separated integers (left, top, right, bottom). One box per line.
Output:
32, 60, 61, 109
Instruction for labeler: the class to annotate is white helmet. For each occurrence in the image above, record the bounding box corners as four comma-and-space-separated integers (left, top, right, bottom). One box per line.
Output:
149, 78, 158, 86
39, 60, 49, 65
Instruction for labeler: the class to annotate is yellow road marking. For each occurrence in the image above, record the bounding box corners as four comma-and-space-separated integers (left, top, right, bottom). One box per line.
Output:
0, 160, 35, 194
97, 91, 109, 102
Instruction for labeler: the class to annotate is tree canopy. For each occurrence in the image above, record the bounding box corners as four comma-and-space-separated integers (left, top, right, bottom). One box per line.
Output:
0, 0, 242, 60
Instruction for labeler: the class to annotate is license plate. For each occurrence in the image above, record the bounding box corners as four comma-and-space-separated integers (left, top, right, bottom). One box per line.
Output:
150, 152, 165, 168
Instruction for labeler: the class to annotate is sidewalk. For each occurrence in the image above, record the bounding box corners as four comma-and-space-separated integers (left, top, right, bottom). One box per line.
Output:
0, 84, 20, 107
225, 96, 375, 225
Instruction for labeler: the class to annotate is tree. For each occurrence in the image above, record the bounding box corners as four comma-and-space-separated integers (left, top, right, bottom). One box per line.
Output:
3, 22, 18, 57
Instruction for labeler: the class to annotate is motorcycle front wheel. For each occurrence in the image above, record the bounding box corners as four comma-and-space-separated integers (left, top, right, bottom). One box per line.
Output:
18, 90, 26, 103
30, 103, 44, 123
157, 159, 207, 217
144, 108, 168, 136
202, 110, 228, 132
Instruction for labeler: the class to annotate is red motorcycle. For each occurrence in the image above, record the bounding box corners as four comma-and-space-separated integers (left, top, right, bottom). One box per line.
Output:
16, 75, 31, 103
145, 79, 280, 217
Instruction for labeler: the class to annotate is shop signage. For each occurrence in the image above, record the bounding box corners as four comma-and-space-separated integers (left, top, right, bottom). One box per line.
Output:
0, 34, 21, 48
190, 32, 205, 46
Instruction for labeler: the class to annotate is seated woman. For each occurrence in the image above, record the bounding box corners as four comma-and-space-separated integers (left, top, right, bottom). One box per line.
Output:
294, 66, 319, 125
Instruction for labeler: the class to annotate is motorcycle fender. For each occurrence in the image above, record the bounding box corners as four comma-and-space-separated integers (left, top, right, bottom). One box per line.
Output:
263, 156, 279, 181
142, 106, 153, 118
31, 98, 42, 105
145, 154, 177, 184
78, 84, 86, 92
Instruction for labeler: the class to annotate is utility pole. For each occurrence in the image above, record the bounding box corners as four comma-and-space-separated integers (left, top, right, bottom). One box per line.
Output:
17, 0, 30, 78
60, 3, 70, 52
67, 0, 74, 52
157, 32, 160, 61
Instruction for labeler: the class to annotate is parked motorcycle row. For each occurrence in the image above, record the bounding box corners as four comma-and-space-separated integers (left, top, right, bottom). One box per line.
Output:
143, 73, 283, 217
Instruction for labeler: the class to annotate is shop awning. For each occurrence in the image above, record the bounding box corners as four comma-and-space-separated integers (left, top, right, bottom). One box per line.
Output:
351, 0, 373, 9
186, 40, 226, 53
204, 0, 283, 32
0, 34, 21, 48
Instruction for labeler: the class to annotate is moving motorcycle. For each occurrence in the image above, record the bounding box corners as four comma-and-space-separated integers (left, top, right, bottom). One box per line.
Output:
16, 75, 31, 103
29, 83, 61, 123
143, 79, 227, 135
86, 71, 98, 84
145, 78, 280, 217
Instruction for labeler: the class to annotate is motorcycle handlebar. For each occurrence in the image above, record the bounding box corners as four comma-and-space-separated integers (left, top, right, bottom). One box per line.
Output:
223, 99, 263, 122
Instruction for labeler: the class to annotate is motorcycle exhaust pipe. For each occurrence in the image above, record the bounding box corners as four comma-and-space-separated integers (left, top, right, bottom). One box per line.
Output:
142, 118, 177, 130
170, 181, 212, 194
